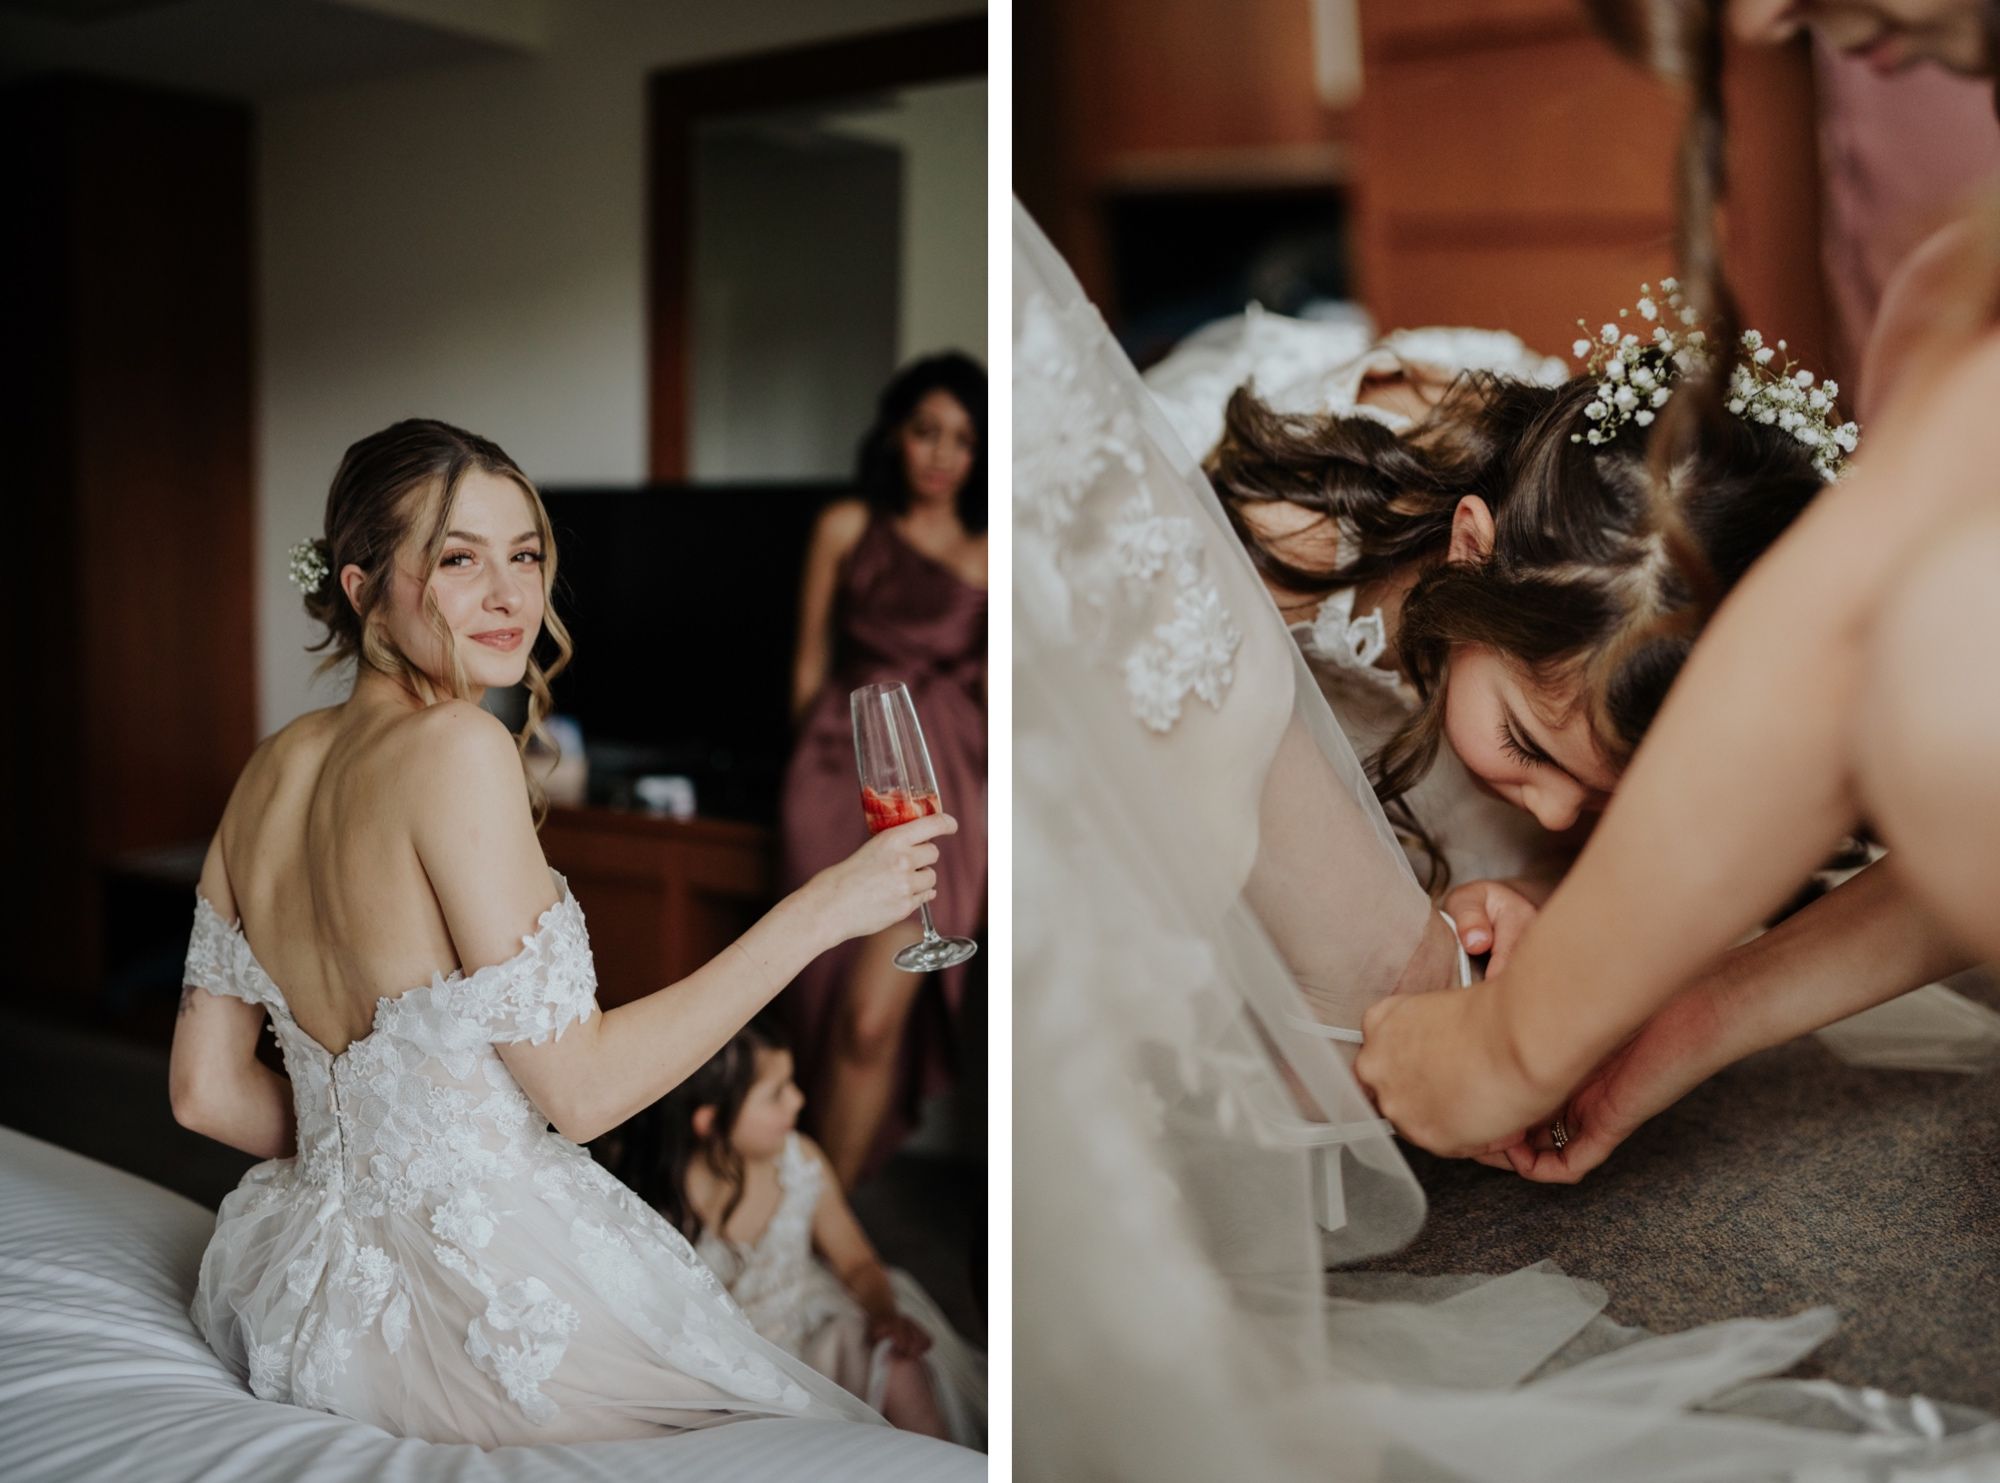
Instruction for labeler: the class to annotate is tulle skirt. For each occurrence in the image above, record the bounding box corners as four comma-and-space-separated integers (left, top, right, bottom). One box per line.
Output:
190, 1139, 880, 1447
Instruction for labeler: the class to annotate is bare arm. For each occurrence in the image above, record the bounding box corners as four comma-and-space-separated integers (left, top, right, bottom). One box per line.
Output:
413, 704, 952, 1144
791, 500, 870, 724
1501, 856, 1973, 1182
804, 1137, 899, 1324
168, 837, 295, 1160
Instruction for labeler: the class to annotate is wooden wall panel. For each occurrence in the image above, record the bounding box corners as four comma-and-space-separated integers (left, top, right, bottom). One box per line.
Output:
4, 77, 257, 1005
1014, 0, 1350, 310
1378, 237, 1678, 347
1363, 34, 1681, 219
1354, 0, 1830, 372
1061, 0, 1339, 163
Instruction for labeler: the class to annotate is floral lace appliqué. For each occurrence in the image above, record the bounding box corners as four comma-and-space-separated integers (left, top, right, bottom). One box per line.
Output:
1125, 587, 1243, 733
1014, 276, 1246, 736
1296, 588, 1402, 695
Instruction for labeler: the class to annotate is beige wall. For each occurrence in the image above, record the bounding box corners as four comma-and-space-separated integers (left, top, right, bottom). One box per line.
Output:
257, 0, 983, 733
838, 76, 990, 365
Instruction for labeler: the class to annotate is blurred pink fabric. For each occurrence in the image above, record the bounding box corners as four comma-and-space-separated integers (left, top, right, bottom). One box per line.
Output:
1813, 38, 2000, 417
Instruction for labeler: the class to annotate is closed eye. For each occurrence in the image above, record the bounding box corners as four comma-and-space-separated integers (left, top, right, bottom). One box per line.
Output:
1496, 718, 1545, 768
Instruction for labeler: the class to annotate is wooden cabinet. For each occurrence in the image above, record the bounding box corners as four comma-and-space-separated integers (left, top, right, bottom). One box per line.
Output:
1016, 0, 1352, 309
537, 808, 778, 1009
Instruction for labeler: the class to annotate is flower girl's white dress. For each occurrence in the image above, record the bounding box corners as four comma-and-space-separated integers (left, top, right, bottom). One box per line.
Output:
694, 1132, 986, 1450
182, 872, 882, 1446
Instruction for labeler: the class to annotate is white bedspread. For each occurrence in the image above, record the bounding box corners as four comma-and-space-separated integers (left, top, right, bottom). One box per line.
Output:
0, 1126, 981, 1482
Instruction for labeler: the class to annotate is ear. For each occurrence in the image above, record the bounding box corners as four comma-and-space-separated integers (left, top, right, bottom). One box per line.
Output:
1447, 496, 1496, 566
339, 563, 368, 617
691, 1105, 716, 1140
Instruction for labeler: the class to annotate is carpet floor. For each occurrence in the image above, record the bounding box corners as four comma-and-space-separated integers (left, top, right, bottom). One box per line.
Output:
1354, 975, 2000, 1414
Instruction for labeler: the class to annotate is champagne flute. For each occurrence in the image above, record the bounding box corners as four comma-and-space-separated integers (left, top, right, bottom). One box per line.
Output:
851, 681, 978, 972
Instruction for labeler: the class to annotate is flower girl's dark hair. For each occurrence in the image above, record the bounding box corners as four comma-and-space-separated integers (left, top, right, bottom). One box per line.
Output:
615, 1020, 785, 1247
1209, 370, 1824, 889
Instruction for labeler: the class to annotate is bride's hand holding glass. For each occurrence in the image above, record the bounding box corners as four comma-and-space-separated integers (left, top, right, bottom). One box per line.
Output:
851, 681, 979, 971
806, 811, 958, 945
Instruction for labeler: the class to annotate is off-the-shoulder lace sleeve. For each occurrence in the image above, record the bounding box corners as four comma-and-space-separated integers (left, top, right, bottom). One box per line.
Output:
185, 895, 260, 1005
443, 877, 600, 1046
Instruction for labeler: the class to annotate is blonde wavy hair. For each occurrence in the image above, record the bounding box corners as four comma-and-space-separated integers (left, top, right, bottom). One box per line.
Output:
298, 418, 574, 824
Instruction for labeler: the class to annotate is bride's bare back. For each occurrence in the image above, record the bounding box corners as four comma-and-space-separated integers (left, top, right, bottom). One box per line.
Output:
209, 696, 546, 1057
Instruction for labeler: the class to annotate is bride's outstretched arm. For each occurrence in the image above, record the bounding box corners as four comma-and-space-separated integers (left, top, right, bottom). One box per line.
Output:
412, 704, 950, 1144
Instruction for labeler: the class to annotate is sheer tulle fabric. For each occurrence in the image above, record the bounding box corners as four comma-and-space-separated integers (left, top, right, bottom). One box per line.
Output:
182, 873, 880, 1445
1012, 200, 1998, 1482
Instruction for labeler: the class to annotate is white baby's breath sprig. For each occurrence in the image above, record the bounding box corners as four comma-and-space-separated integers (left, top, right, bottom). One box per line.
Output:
1567, 281, 1856, 480
287, 537, 330, 593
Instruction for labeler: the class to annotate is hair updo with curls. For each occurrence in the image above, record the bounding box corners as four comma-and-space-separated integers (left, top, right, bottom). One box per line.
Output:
1209, 366, 1827, 888
300, 417, 573, 822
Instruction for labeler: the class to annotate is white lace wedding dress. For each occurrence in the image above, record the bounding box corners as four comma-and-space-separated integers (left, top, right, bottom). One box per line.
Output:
182, 871, 883, 1446
694, 1132, 986, 1449
1012, 198, 1999, 1482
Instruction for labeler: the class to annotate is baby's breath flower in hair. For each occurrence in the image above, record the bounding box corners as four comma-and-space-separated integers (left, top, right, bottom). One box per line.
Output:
1568, 280, 1857, 480
287, 537, 330, 593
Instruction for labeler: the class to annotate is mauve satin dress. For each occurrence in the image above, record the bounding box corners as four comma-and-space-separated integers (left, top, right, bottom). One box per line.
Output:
778, 511, 987, 1175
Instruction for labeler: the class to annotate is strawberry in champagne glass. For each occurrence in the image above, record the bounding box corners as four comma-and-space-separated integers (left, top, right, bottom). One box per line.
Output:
851, 682, 978, 972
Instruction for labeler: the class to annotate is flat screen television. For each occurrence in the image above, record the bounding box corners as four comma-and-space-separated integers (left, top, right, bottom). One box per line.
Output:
532, 484, 844, 823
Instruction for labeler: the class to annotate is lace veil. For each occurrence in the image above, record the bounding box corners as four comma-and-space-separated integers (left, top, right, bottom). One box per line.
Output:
1012, 200, 1998, 1482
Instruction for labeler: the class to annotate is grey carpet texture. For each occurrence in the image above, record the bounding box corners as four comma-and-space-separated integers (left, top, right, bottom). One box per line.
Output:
1354, 979, 2000, 1414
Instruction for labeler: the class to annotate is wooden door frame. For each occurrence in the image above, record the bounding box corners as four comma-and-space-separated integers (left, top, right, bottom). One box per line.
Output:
646, 14, 987, 478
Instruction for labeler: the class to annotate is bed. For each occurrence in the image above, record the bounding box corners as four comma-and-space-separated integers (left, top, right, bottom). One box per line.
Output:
0, 1126, 982, 1481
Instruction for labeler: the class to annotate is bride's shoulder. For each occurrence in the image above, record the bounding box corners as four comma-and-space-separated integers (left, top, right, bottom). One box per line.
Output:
390, 700, 520, 780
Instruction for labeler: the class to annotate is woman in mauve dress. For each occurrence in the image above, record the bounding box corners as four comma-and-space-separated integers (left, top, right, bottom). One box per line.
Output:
779, 353, 988, 1189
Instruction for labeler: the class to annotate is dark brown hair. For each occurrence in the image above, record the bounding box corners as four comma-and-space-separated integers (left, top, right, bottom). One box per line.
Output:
1210, 366, 1825, 887
613, 1020, 785, 1246
298, 418, 573, 823
855, 351, 988, 534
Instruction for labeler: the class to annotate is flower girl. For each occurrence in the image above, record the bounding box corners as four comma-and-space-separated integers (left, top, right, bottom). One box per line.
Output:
614, 1023, 986, 1448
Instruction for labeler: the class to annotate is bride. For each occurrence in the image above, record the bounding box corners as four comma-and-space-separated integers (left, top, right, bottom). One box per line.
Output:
168, 418, 958, 1445
1013, 200, 1998, 1480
